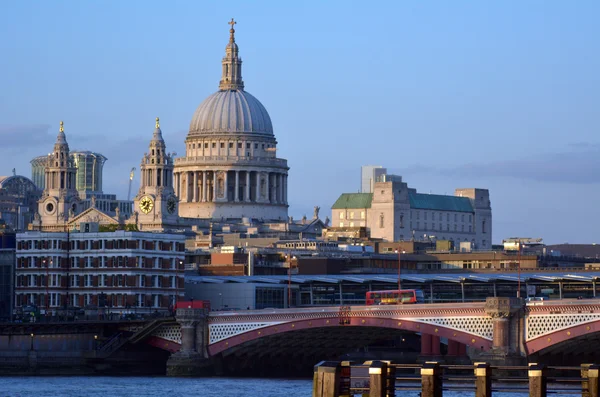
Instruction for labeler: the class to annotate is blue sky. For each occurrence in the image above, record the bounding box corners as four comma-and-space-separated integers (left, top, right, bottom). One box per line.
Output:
1, 1, 598, 244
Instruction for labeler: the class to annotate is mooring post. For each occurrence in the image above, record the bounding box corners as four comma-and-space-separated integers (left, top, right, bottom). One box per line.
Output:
338, 361, 353, 397
369, 361, 388, 397
313, 361, 341, 397
588, 364, 600, 397
474, 362, 492, 397
421, 361, 442, 397
583, 364, 592, 397
528, 363, 547, 397
386, 362, 396, 397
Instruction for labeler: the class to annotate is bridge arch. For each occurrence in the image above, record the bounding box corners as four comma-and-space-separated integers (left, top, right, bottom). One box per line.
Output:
207, 316, 492, 356
526, 318, 600, 355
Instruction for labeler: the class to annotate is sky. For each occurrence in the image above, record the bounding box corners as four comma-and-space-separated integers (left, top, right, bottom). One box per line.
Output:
0, 1, 598, 244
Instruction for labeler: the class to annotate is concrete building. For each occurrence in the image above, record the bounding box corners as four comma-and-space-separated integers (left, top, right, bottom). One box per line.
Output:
331, 172, 492, 249
361, 165, 386, 193
15, 224, 185, 314
173, 20, 289, 221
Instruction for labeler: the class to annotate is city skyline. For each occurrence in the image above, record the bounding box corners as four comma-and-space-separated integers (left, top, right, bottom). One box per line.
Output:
1, 1, 599, 244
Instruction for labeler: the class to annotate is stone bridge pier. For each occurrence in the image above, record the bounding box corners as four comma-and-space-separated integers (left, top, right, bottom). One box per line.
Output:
478, 297, 526, 365
167, 308, 211, 376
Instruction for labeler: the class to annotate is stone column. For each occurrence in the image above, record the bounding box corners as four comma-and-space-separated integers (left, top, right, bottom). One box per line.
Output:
283, 175, 288, 204
224, 171, 229, 202
255, 172, 260, 202
212, 171, 217, 202
431, 335, 441, 356
202, 171, 207, 202
265, 172, 270, 203
234, 171, 239, 202
278, 174, 283, 204
421, 333, 432, 356
193, 172, 198, 202
245, 171, 250, 202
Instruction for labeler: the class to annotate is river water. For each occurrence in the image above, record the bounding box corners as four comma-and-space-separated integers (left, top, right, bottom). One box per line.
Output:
0, 377, 579, 397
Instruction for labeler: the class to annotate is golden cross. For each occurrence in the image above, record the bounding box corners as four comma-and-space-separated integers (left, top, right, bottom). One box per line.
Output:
59, 121, 64, 132
228, 18, 236, 30
156, 117, 160, 128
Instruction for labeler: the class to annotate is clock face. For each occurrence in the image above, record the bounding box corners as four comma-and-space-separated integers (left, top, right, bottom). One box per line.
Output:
140, 196, 154, 214
167, 197, 177, 214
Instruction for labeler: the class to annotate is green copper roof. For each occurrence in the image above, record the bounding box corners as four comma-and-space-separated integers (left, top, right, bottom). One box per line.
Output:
331, 193, 373, 209
409, 192, 473, 213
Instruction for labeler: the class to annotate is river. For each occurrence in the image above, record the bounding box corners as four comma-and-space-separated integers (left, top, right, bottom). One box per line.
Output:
0, 376, 579, 397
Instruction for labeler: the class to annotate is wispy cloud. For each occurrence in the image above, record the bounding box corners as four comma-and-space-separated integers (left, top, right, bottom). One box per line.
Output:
0, 124, 53, 148
395, 144, 600, 184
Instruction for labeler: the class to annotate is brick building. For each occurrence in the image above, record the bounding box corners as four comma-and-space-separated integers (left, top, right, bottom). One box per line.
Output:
15, 224, 186, 314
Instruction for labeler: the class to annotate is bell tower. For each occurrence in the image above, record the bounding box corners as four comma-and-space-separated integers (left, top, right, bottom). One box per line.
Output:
38, 121, 80, 230
133, 118, 179, 230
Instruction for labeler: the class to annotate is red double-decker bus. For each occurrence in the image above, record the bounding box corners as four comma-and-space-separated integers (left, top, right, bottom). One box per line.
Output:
365, 289, 425, 305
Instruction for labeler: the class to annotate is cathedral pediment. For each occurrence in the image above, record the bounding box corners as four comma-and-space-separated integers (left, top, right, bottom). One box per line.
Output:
67, 207, 119, 226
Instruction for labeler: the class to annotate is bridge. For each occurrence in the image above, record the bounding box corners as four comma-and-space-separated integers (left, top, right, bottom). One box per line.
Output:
151, 297, 600, 375
3, 297, 600, 375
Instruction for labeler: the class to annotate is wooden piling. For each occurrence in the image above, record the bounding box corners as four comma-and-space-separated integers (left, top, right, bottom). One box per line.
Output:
312, 361, 341, 397
588, 364, 600, 397
421, 361, 442, 397
474, 362, 492, 397
368, 361, 388, 397
528, 363, 547, 397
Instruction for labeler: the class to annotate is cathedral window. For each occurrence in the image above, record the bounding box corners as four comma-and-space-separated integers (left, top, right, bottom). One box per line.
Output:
379, 213, 384, 228
400, 214, 404, 228
229, 142, 233, 149
157, 149, 160, 155
205, 143, 208, 148
238, 142, 242, 148
262, 144, 265, 149
255, 143, 258, 149
246, 143, 250, 149
482, 220, 486, 233
212, 143, 216, 148
220, 143, 224, 149
339, 212, 344, 220
152, 149, 155, 155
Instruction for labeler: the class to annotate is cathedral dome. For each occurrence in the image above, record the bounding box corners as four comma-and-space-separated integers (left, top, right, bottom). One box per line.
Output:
188, 89, 273, 136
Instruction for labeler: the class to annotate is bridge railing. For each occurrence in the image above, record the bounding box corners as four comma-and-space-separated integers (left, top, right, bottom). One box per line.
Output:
313, 361, 600, 397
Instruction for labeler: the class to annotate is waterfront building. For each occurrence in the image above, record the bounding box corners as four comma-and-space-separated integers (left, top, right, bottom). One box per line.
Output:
331, 171, 492, 249
15, 223, 185, 314
30, 156, 47, 190
173, 19, 289, 222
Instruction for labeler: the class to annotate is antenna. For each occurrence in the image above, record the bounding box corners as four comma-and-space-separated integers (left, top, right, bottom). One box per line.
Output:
127, 167, 136, 201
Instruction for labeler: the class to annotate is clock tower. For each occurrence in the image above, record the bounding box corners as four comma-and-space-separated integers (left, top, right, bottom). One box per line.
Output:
133, 118, 179, 231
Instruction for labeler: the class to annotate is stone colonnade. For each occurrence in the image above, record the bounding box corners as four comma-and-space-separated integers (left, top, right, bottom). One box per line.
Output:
173, 170, 288, 205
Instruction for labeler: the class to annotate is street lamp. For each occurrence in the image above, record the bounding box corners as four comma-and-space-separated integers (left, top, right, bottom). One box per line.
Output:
395, 249, 406, 304
517, 241, 522, 299
287, 254, 297, 308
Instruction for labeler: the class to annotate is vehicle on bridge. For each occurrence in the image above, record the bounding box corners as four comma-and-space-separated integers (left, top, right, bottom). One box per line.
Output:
366, 289, 425, 305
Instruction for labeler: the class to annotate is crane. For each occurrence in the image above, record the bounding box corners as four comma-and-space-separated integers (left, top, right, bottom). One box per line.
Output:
127, 167, 136, 201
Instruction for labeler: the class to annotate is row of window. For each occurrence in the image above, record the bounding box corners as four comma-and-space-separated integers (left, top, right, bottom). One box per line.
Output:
339, 211, 366, 220
189, 141, 275, 150
16, 274, 180, 289
16, 293, 177, 308
18, 239, 184, 252
17, 256, 183, 270
415, 211, 472, 223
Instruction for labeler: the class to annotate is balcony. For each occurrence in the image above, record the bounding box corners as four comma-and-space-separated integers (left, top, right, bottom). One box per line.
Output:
174, 156, 288, 168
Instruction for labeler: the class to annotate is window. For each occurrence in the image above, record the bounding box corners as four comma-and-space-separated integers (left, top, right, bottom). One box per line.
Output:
339, 212, 344, 219
454, 224, 457, 231
439, 213, 442, 221
246, 143, 250, 149
349, 222, 354, 227
417, 211, 420, 220
229, 142, 233, 148
469, 215, 472, 222
454, 214, 457, 222
262, 144, 265, 149
379, 214, 384, 228
482, 220, 486, 233
447, 214, 450, 222
361, 211, 365, 219
204, 143, 208, 148
424, 212, 427, 220
238, 142, 242, 148
461, 225, 465, 232
255, 143, 258, 149
416, 221, 420, 229
220, 143, 225, 148
461, 214, 465, 222
400, 214, 404, 228
339, 222, 344, 227
439, 223, 442, 230
350, 211, 355, 218
469, 225, 472, 233
212, 142, 216, 148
